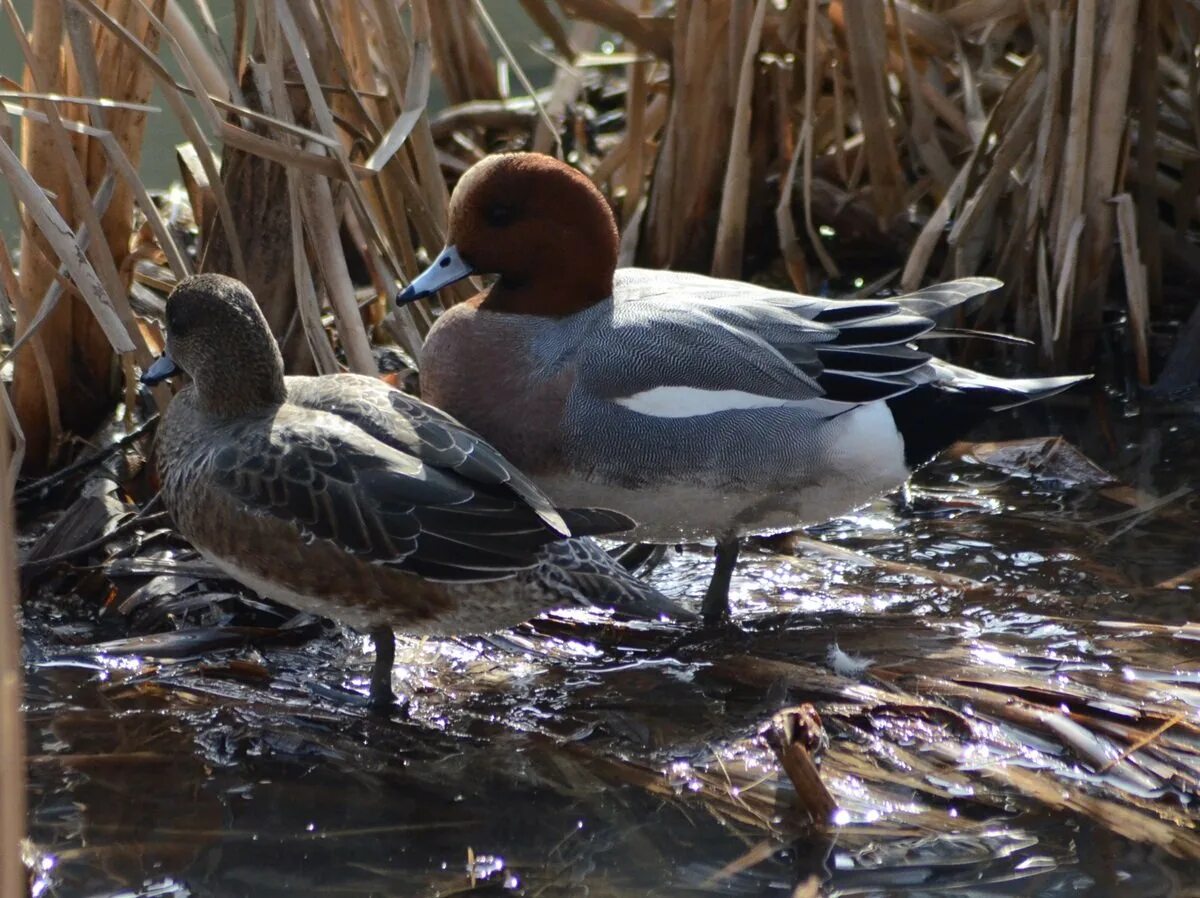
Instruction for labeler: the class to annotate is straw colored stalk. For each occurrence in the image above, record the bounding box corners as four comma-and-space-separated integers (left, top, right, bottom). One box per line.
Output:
1065, 0, 1139, 367
8, 0, 162, 473
555, 0, 673, 59
641, 0, 748, 271
168, 0, 450, 366
429, 0, 499, 106
0, 387, 26, 898
711, 0, 769, 278
195, 55, 315, 372
838, 0, 905, 222
617, 2, 653, 227
1132, 0, 1161, 313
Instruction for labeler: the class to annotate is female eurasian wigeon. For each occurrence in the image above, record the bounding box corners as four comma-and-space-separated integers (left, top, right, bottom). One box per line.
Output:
141, 274, 685, 710
396, 153, 1089, 622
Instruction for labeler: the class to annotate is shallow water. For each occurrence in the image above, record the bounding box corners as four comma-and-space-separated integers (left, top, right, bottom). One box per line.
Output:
18, 392, 1200, 897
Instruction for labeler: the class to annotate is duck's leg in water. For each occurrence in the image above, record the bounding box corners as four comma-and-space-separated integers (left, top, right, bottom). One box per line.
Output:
368, 624, 398, 711
702, 536, 740, 624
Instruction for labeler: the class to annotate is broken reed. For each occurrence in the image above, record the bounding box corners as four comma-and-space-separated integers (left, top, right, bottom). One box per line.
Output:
0, 0, 1192, 474
0, 382, 25, 898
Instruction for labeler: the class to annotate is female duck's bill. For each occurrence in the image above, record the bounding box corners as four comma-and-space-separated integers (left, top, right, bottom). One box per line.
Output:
397, 245, 474, 304
141, 353, 180, 385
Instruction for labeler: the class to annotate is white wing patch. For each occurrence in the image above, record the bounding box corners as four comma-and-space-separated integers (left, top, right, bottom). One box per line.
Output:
613, 386, 798, 418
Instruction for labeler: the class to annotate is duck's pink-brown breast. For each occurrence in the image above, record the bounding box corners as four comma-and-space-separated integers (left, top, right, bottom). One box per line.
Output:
420, 300, 574, 478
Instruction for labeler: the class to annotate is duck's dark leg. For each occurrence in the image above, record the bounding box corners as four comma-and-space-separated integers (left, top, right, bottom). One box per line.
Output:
701, 537, 740, 624
367, 625, 397, 712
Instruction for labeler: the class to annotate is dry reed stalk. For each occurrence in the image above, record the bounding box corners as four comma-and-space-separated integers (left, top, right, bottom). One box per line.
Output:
1113, 193, 1150, 385
530, 21, 595, 156
298, 170, 376, 374
1051, 0, 1095, 288
618, 13, 651, 227
888, 0, 953, 192
1133, 0, 1162, 312
775, 137, 809, 292
194, 10, 310, 370
288, 172, 339, 375
472, 0, 562, 158
799, 0, 838, 278
642, 0, 745, 271
276, 1, 417, 317
711, 0, 769, 278
368, 0, 449, 237
1024, 3, 1064, 254
1070, 0, 1139, 366
0, 232, 17, 334
429, 0, 499, 105
361, 0, 445, 280
519, 0, 575, 62
762, 707, 837, 824
590, 91, 666, 187
162, 0, 236, 103
948, 70, 1044, 275
0, 384, 26, 898
839, 0, 904, 221
555, 0, 673, 59
92, 0, 247, 280
6, 0, 160, 473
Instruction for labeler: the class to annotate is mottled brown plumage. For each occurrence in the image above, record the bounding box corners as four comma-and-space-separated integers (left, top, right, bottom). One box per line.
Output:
146, 274, 685, 709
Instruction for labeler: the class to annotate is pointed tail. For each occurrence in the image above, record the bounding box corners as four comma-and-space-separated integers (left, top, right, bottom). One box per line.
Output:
536, 538, 697, 622
887, 361, 1091, 467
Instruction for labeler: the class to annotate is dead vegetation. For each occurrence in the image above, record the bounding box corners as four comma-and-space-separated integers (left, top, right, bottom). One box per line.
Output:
3, 0, 1200, 891
0, 0, 1196, 474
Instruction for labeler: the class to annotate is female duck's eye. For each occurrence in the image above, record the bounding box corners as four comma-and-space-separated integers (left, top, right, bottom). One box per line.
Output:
165, 306, 191, 337
484, 204, 516, 227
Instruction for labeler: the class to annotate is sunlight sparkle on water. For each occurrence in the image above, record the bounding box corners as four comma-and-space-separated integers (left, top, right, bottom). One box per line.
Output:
969, 646, 1019, 669
467, 853, 506, 881
94, 654, 148, 673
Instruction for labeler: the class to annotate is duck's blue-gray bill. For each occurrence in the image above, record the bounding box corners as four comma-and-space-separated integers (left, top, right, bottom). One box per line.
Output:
141, 353, 180, 385
396, 244, 474, 305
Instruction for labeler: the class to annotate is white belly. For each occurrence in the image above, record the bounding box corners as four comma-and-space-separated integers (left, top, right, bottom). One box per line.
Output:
541, 403, 910, 542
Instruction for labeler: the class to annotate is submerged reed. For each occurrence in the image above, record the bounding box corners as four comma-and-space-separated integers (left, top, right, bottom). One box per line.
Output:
0, 389, 25, 898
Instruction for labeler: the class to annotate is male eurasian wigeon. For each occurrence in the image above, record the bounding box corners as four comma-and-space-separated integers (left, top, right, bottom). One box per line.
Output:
395, 153, 1089, 622
141, 274, 686, 710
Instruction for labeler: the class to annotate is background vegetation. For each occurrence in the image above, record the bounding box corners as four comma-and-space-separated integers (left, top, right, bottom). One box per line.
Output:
0, 0, 1193, 477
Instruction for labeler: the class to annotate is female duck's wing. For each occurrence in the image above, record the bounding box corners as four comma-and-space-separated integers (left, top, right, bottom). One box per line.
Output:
212, 408, 574, 583
588, 272, 1003, 416
287, 375, 633, 539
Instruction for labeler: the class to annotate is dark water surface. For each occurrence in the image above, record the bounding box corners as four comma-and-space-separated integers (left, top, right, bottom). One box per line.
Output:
18, 391, 1200, 897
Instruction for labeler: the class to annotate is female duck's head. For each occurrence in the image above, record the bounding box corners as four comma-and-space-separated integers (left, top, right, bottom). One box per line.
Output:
397, 153, 620, 316
141, 273, 286, 417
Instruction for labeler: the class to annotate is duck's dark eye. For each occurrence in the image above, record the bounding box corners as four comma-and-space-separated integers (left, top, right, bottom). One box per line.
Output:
483, 203, 516, 227
165, 309, 187, 337
165, 301, 196, 338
